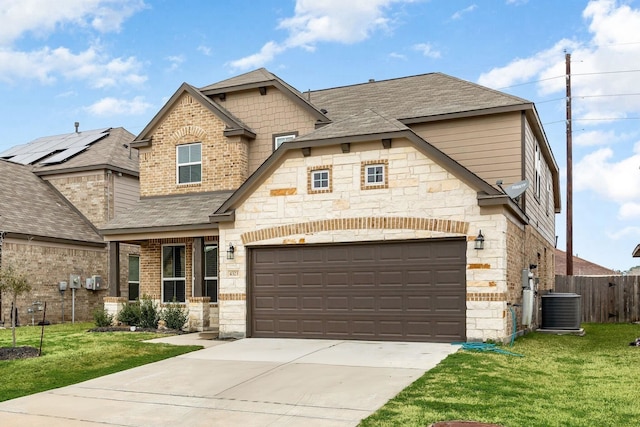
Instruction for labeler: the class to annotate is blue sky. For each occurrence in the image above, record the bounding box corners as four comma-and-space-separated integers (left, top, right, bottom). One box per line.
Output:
1, 0, 639, 272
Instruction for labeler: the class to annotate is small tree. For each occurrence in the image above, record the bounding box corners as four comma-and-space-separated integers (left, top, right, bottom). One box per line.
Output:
0, 264, 32, 347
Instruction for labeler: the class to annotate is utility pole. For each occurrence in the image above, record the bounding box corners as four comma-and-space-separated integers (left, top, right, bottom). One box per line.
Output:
565, 52, 573, 276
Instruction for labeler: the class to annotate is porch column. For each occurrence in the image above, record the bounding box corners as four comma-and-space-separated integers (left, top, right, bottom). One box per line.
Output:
193, 237, 205, 297
109, 242, 120, 297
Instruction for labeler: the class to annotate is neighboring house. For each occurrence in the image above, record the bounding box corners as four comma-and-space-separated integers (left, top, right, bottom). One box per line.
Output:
101, 69, 560, 342
555, 249, 617, 276
0, 127, 139, 324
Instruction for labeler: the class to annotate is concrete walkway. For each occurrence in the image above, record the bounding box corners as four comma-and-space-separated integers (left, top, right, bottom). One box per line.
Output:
0, 335, 459, 426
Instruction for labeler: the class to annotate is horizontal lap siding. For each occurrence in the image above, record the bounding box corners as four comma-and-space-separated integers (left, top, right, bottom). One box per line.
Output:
410, 112, 522, 186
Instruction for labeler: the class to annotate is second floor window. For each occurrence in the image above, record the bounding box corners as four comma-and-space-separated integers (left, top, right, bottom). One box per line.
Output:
177, 143, 201, 184
273, 132, 297, 150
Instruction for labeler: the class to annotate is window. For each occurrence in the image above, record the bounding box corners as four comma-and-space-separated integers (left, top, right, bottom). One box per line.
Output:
177, 143, 201, 184
366, 165, 385, 185
361, 160, 389, 190
534, 143, 541, 199
273, 132, 298, 150
162, 245, 186, 302
128, 255, 139, 302
307, 166, 332, 194
312, 170, 329, 190
204, 244, 218, 302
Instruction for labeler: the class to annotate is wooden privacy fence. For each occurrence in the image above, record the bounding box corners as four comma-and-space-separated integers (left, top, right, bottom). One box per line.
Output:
555, 275, 640, 323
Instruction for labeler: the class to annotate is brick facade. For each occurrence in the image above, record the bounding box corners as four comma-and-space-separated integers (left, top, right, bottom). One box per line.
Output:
138, 93, 250, 197
1, 240, 107, 324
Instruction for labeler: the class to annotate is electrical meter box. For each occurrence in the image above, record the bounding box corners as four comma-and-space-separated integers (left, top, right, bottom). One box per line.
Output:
69, 274, 81, 289
85, 275, 105, 290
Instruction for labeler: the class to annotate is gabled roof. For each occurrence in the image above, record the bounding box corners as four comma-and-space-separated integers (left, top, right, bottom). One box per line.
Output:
308, 72, 531, 122
133, 83, 256, 144
101, 191, 234, 236
210, 122, 527, 224
31, 127, 138, 176
0, 159, 104, 245
199, 68, 331, 125
309, 71, 560, 213
0, 127, 138, 176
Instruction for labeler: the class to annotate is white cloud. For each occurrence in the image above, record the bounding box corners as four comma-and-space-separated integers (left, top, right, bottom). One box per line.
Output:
0, 0, 146, 45
412, 43, 441, 58
389, 52, 407, 60
607, 226, 640, 239
619, 203, 640, 220
85, 96, 152, 116
477, 0, 640, 123
0, 45, 146, 87
166, 55, 185, 71
197, 45, 212, 56
451, 5, 477, 20
229, 0, 415, 70
574, 129, 617, 146
574, 145, 640, 203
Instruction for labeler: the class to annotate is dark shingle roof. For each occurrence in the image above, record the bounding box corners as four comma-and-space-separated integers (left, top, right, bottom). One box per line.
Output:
0, 159, 103, 244
295, 109, 408, 142
309, 72, 531, 122
101, 191, 234, 233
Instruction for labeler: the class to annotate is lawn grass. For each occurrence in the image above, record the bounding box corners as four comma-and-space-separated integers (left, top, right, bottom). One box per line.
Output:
360, 323, 640, 427
0, 322, 201, 402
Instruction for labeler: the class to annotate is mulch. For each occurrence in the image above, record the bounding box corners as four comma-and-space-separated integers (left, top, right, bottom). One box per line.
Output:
0, 346, 40, 361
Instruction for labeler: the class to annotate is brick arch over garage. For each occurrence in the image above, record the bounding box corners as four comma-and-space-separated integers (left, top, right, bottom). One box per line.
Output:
240, 216, 470, 245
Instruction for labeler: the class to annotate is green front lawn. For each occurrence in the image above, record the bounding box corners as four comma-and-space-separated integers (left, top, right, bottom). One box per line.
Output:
0, 323, 201, 402
361, 323, 640, 427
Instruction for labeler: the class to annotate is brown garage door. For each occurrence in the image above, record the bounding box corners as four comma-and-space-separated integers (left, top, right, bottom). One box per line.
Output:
249, 238, 466, 342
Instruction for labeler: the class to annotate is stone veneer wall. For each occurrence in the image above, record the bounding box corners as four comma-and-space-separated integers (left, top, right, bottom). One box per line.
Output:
138, 93, 249, 198
1, 239, 107, 324
217, 141, 515, 341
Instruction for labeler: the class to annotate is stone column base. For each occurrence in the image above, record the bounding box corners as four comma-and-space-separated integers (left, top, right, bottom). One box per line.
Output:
188, 297, 211, 332
103, 296, 127, 326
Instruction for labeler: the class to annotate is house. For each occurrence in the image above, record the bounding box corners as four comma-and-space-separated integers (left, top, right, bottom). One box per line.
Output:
101, 69, 560, 342
0, 127, 139, 324
555, 249, 617, 276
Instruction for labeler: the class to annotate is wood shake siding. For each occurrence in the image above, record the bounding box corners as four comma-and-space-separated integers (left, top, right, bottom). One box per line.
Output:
212, 88, 318, 174
409, 112, 522, 186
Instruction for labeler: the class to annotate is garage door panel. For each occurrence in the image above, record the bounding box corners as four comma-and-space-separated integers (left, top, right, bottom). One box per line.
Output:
250, 239, 466, 342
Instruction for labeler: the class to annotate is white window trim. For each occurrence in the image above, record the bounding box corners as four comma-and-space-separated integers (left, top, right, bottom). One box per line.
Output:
176, 143, 202, 184
365, 164, 385, 186
274, 133, 296, 150
311, 169, 330, 190
162, 244, 186, 303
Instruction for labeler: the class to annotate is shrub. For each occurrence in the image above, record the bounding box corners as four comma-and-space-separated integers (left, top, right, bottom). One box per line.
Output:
93, 307, 114, 327
117, 301, 141, 326
161, 299, 189, 330
138, 296, 160, 329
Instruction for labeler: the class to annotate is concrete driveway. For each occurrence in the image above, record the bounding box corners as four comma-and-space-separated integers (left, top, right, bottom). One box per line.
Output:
0, 335, 459, 426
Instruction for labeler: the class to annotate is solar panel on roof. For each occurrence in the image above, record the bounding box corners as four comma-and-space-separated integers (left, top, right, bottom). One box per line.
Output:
41, 146, 89, 164
0, 128, 110, 165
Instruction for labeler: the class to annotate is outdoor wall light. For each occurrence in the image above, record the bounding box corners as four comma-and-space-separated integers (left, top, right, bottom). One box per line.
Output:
474, 230, 485, 250
226, 243, 235, 260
